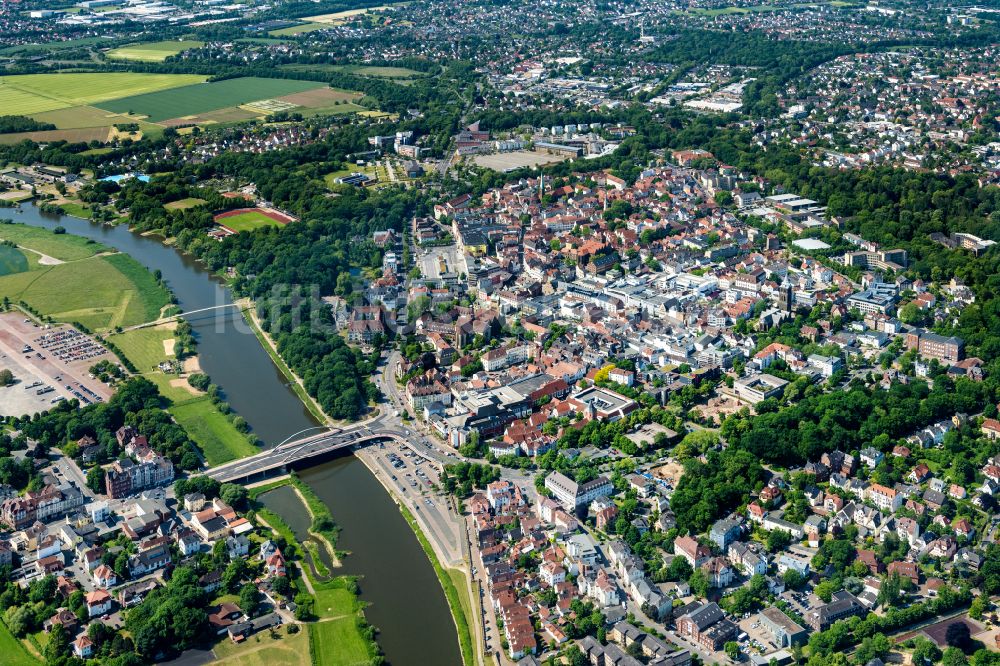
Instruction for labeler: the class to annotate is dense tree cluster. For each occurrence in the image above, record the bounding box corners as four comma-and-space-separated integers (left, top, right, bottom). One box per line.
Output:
720, 377, 990, 466
16, 377, 201, 469
670, 448, 765, 534
0, 115, 56, 134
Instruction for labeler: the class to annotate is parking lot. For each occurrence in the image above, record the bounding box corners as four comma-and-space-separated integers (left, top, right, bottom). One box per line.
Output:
418, 244, 466, 282
0, 312, 115, 415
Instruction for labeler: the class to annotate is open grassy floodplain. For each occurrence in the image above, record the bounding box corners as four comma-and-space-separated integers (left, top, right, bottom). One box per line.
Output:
106, 39, 205, 61
0, 73, 206, 115
98, 76, 326, 122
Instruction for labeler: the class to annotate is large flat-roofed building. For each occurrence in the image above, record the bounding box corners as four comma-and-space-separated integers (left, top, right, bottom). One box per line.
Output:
847, 282, 898, 315
842, 249, 907, 271
544, 471, 613, 509
734, 374, 788, 404
760, 607, 808, 647
567, 386, 638, 421
905, 329, 964, 364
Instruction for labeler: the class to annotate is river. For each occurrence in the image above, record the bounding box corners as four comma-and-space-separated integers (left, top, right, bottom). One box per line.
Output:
2, 204, 461, 666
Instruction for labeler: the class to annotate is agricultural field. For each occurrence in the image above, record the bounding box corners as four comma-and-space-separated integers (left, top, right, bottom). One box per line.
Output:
106, 40, 205, 62
98, 77, 326, 123
339, 64, 426, 79
0, 127, 110, 145
159, 106, 261, 128
0, 36, 112, 57
304, 4, 407, 24
0, 73, 205, 116
271, 87, 365, 117
280, 63, 427, 80
268, 22, 333, 36
31, 105, 129, 129
0, 253, 170, 332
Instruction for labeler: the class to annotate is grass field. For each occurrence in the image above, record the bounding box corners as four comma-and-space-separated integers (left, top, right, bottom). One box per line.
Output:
169, 398, 259, 466
0, 245, 30, 276
0, 620, 40, 666
108, 326, 174, 371
217, 210, 284, 232
313, 583, 360, 619
308, 618, 373, 666
269, 22, 333, 36
213, 626, 310, 666
0, 73, 205, 116
58, 202, 93, 219
0, 253, 170, 331
99, 77, 325, 123
164, 197, 206, 211
0, 223, 106, 261
106, 40, 205, 62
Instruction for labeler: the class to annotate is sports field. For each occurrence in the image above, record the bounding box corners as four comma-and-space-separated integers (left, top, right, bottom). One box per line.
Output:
106, 40, 205, 62
99, 77, 326, 122
0, 73, 205, 116
215, 208, 292, 232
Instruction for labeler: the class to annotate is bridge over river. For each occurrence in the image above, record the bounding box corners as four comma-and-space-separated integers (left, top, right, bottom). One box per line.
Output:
206, 416, 406, 483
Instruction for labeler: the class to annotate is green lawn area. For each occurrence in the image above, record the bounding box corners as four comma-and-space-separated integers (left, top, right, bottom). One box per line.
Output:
213, 625, 311, 666
269, 22, 332, 36
106, 40, 205, 62
0, 223, 106, 261
217, 211, 283, 232
0, 73, 205, 116
308, 617, 373, 666
98, 77, 325, 123
323, 166, 377, 189
312, 582, 360, 619
165, 197, 207, 211
0, 244, 29, 276
169, 398, 259, 466
58, 202, 93, 219
107, 326, 174, 371
0, 252, 170, 332
0, 620, 40, 666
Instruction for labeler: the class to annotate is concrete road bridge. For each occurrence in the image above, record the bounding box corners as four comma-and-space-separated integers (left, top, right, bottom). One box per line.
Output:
206, 419, 405, 484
